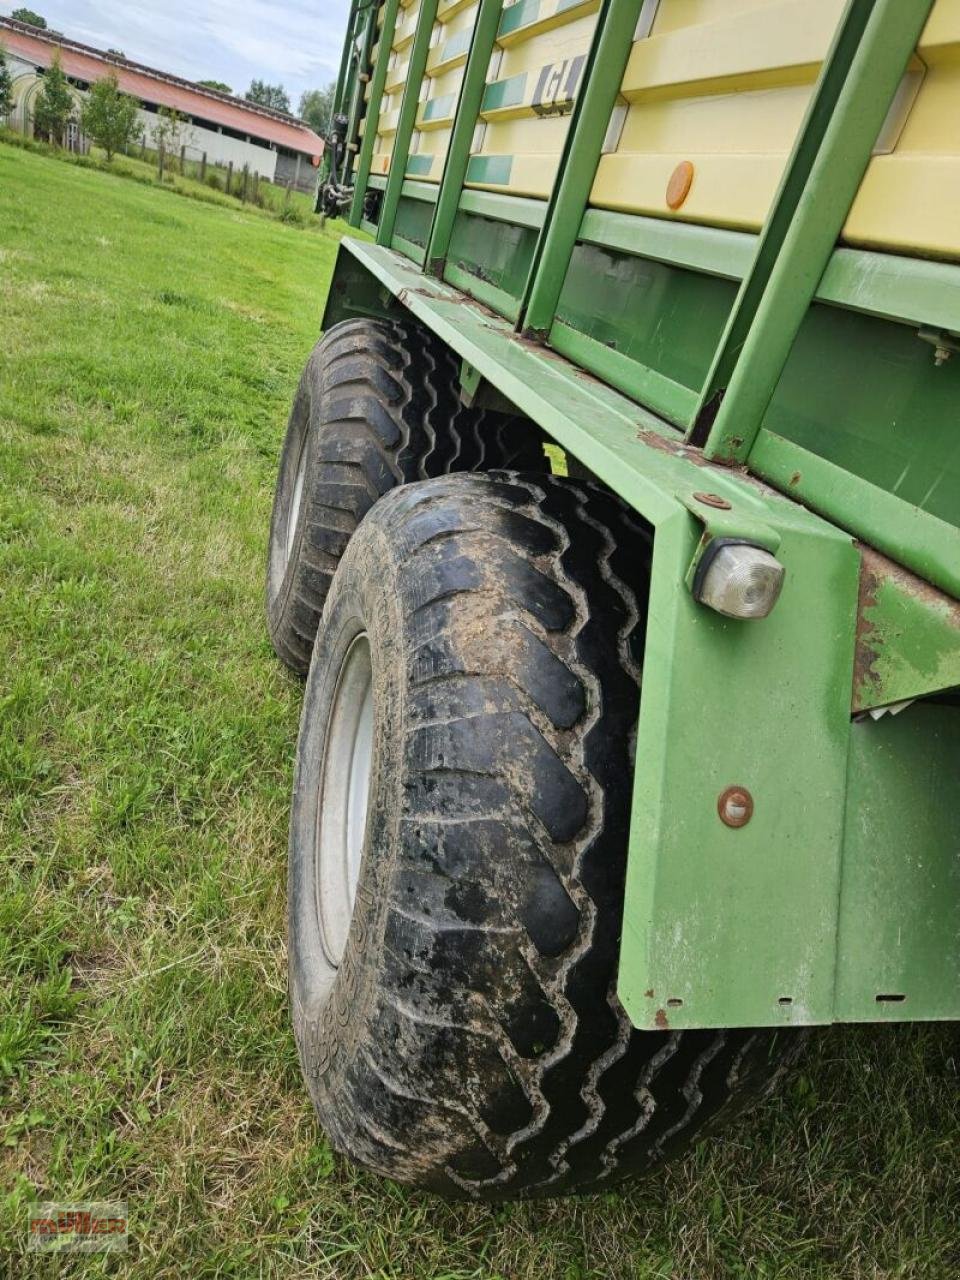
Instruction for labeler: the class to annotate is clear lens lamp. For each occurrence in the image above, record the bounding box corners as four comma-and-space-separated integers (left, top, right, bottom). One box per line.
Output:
692, 540, 785, 620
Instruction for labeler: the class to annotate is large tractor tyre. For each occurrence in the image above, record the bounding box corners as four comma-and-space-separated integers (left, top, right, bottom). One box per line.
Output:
265, 318, 547, 673
288, 472, 801, 1200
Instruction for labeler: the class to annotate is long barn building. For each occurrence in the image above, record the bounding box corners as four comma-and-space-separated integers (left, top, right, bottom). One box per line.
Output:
0, 15, 323, 189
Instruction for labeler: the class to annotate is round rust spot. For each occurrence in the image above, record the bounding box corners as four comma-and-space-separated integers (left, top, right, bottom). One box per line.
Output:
693, 491, 732, 510
666, 160, 695, 210
718, 786, 754, 829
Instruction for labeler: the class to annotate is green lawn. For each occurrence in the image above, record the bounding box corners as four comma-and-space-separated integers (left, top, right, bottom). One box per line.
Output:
1, 141, 958, 1279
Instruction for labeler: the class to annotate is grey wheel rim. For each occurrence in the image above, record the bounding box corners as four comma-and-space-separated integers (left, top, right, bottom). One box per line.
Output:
285, 441, 308, 566
315, 632, 374, 967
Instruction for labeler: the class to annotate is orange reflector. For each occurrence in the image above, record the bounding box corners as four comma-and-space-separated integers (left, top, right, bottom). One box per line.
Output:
666, 160, 694, 210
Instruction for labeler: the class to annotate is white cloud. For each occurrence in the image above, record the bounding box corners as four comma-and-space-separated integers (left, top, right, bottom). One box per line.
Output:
1, 0, 349, 102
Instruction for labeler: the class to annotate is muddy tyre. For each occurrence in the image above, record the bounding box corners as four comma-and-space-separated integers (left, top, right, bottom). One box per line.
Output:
265, 318, 546, 673
288, 472, 799, 1199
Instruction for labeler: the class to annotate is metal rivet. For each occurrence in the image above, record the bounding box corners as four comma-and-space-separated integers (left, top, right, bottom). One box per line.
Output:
693, 491, 732, 510
718, 786, 753, 828
666, 160, 694, 210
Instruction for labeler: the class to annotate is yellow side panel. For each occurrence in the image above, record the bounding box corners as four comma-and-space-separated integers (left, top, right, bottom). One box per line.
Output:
371, 0, 423, 176
846, 0, 960, 260
408, 0, 480, 181
590, 0, 845, 230
466, 0, 601, 199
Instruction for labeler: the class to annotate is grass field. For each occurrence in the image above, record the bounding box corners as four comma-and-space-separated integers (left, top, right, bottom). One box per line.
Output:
1, 140, 958, 1279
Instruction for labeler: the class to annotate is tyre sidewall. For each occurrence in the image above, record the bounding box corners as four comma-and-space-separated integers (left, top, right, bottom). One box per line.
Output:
267, 353, 322, 617
288, 522, 405, 1121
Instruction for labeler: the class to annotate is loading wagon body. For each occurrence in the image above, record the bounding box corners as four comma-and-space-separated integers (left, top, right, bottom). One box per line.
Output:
268, 0, 959, 1196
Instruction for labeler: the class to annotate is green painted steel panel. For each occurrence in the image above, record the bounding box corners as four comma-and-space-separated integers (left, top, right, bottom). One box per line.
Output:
481, 73, 527, 113
392, 234, 427, 266
405, 154, 436, 177
498, 0, 541, 36
438, 27, 473, 62
422, 92, 458, 123
464, 154, 514, 187
444, 208, 537, 316
393, 196, 435, 258
458, 188, 546, 228
578, 208, 755, 281
762, 303, 960, 531
750, 433, 960, 601
550, 321, 696, 426
620, 505, 861, 1030
854, 550, 960, 712
835, 706, 960, 1021
552, 242, 737, 424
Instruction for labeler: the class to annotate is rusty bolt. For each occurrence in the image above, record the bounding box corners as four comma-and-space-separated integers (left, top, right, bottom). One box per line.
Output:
693, 491, 732, 510
718, 786, 754, 828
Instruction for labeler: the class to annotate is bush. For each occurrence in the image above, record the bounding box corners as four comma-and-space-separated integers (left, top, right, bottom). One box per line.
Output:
279, 205, 308, 227
80, 74, 140, 162
205, 172, 223, 192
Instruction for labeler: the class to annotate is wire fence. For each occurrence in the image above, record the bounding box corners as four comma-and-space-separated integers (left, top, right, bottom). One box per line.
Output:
128, 136, 316, 212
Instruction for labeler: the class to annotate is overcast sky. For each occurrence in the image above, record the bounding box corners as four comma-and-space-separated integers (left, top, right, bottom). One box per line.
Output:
1, 0, 351, 109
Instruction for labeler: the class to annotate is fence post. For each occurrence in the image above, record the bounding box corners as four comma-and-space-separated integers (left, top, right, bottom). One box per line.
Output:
241, 163, 249, 203
158, 143, 165, 182
200, 152, 207, 183
227, 160, 234, 196
294, 154, 302, 190
179, 144, 186, 175
252, 171, 259, 203
140, 132, 146, 159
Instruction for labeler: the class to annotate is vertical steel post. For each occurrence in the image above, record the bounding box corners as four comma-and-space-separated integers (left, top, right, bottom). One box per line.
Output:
334, 0, 363, 117
377, 0, 441, 246
349, 0, 402, 227
696, 0, 935, 462
345, 1, 381, 187
521, 0, 644, 337
424, 0, 504, 276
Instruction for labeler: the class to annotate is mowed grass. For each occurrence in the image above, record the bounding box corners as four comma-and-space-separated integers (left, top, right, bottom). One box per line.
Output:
0, 140, 958, 1279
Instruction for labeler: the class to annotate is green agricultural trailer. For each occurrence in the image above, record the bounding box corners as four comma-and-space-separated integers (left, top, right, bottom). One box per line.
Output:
265, 0, 960, 1199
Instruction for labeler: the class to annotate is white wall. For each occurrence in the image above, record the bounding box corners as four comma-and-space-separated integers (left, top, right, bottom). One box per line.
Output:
134, 108, 279, 180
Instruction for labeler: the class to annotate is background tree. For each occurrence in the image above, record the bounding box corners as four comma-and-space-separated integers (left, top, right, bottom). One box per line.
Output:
298, 83, 336, 135
33, 51, 74, 145
198, 79, 232, 95
151, 106, 191, 168
244, 79, 290, 113
0, 46, 15, 122
11, 7, 46, 27
81, 73, 140, 162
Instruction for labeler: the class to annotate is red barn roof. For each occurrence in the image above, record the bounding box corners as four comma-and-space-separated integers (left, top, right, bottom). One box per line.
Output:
0, 15, 324, 159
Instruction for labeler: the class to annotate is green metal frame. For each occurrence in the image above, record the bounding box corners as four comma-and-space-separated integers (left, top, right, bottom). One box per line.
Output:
425, 0, 505, 275
319, 0, 960, 1032
343, 2, 381, 184
377, 0, 441, 246
521, 0, 643, 336
348, 0, 401, 227
695, 0, 936, 460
